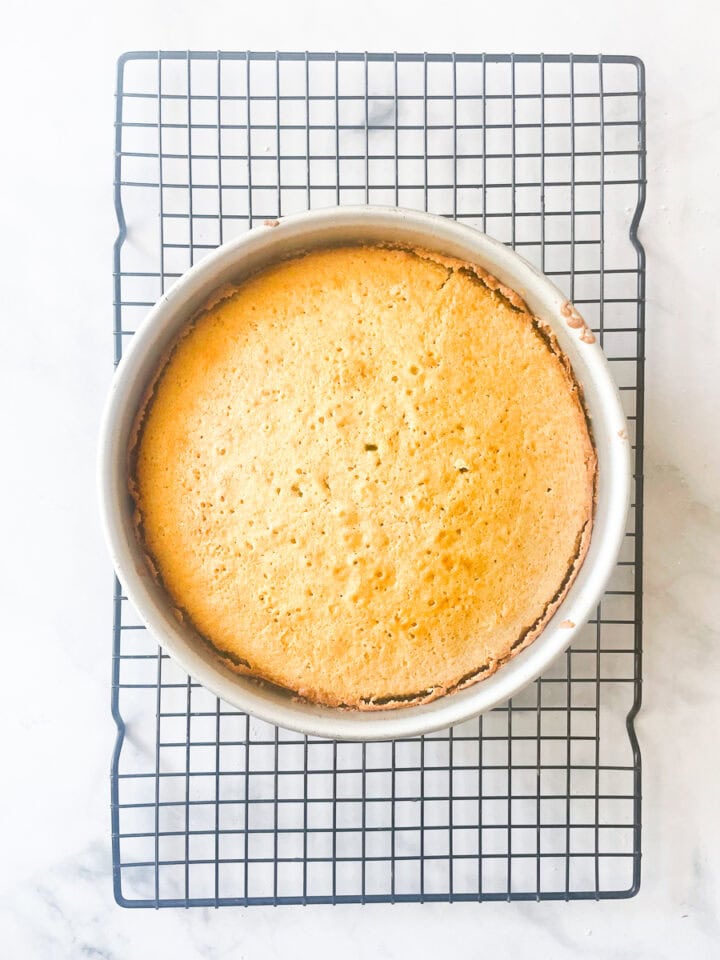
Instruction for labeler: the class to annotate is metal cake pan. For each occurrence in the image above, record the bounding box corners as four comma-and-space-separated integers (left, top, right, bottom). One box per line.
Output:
98, 206, 631, 740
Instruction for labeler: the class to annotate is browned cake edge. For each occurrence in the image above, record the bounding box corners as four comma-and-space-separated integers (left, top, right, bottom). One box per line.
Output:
128, 243, 597, 711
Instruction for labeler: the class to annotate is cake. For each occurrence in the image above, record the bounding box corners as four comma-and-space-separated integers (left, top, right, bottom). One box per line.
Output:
131, 244, 596, 709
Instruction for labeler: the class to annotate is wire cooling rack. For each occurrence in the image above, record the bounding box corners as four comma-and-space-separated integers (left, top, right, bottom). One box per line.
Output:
111, 51, 645, 906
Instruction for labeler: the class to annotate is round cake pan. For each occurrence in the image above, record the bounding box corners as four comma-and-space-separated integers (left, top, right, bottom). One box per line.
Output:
99, 206, 631, 741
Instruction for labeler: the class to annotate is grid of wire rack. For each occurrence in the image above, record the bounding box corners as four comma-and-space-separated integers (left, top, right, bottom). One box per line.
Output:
112, 51, 645, 906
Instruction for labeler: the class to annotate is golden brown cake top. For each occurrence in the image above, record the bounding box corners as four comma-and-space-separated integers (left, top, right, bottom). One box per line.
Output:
132, 244, 595, 708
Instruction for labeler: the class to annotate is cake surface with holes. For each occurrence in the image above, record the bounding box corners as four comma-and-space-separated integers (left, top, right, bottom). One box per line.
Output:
131, 244, 596, 708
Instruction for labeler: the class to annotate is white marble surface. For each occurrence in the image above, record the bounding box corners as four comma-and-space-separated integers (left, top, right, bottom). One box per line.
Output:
1, 0, 719, 956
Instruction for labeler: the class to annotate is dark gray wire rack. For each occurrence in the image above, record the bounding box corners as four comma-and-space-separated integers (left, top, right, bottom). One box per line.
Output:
111, 51, 645, 907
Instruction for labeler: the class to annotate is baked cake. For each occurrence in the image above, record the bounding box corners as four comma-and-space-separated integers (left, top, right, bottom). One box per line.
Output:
131, 245, 596, 709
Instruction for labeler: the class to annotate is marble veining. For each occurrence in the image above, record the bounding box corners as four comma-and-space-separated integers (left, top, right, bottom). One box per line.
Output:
2, 1, 719, 957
